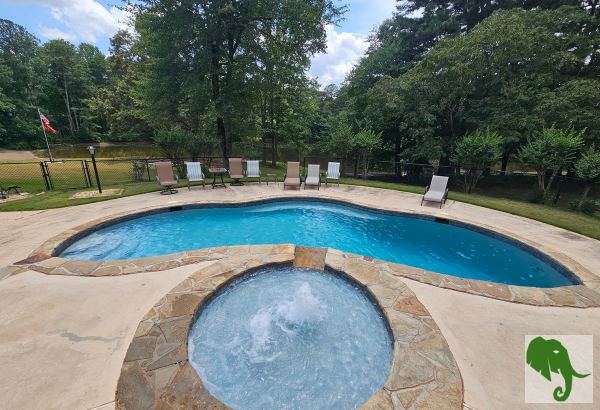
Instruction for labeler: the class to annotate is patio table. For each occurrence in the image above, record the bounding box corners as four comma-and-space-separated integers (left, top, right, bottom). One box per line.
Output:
209, 168, 228, 189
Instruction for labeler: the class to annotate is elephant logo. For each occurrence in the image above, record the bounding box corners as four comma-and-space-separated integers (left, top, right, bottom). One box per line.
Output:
526, 336, 591, 402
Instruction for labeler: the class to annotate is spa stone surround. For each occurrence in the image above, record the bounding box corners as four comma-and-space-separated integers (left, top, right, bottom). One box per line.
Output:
115, 245, 464, 410
3, 197, 600, 308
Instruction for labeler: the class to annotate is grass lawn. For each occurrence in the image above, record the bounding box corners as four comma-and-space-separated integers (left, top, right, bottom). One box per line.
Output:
1, 162, 599, 241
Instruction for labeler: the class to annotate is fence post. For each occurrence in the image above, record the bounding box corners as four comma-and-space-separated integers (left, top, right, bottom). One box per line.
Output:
84, 160, 93, 187
553, 176, 565, 207
80, 160, 90, 188
146, 158, 151, 182
467, 168, 475, 194
353, 157, 358, 179
39, 161, 50, 190
303, 156, 306, 176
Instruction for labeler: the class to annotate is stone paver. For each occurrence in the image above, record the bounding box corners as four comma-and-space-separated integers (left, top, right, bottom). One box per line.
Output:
117, 246, 463, 410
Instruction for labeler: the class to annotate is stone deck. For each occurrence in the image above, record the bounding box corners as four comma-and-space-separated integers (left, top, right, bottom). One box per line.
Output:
0, 184, 599, 409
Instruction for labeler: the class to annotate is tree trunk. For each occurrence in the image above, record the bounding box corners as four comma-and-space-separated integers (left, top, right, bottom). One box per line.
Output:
500, 151, 509, 174
261, 100, 267, 165
394, 141, 401, 179
63, 77, 75, 139
578, 185, 591, 211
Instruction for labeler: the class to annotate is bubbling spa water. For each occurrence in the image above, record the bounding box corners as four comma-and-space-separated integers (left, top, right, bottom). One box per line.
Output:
188, 267, 393, 410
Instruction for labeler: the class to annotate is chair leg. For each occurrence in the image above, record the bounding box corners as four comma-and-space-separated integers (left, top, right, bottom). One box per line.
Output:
421, 198, 424, 206
188, 180, 190, 191
439, 201, 442, 209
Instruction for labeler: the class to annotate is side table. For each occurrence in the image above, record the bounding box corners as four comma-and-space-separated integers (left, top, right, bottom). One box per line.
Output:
266, 174, 278, 185
209, 168, 228, 189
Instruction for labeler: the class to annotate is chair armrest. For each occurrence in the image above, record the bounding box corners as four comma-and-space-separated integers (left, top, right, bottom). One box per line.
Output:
284, 173, 287, 179
156, 176, 160, 186
444, 188, 449, 198
424, 185, 429, 194
202, 172, 205, 180
175, 175, 179, 184
243, 170, 246, 177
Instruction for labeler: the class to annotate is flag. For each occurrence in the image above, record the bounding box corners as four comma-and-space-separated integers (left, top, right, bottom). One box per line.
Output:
39, 111, 56, 134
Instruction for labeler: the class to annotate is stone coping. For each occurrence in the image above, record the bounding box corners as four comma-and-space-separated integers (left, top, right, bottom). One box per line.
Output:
2, 198, 599, 308
115, 245, 464, 410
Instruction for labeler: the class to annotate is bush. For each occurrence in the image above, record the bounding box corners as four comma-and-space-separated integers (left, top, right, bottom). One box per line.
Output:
452, 128, 503, 192
525, 184, 545, 203
569, 199, 599, 214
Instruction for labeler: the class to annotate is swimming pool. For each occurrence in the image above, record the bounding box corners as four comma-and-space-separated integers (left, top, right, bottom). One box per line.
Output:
60, 201, 574, 287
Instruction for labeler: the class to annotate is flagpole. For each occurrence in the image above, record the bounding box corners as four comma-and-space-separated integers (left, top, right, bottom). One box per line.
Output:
38, 108, 54, 162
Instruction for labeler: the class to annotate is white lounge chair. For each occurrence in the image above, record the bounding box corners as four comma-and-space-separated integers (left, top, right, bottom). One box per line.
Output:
185, 162, 205, 190
421, 175, 449, 208
325, 162, 340, 187
245, 160, 261, 184
304, 164, 321, 190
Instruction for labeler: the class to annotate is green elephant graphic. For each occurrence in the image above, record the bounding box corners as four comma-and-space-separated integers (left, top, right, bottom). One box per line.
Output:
526, 336, 591, 402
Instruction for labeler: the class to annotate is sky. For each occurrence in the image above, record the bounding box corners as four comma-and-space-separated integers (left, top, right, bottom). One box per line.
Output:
0, 0, 400, 87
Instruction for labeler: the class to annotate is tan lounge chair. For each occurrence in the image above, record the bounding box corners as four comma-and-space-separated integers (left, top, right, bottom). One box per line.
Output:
155, 161, 179, 195
284, 161, 302, 191
421, 175, 449, 208
228, 158, 244, 186
304, 164, 321, 190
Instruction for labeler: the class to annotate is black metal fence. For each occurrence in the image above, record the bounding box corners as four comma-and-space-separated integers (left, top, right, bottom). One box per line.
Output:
374, 161, 598, 210
1, 156, 597, 213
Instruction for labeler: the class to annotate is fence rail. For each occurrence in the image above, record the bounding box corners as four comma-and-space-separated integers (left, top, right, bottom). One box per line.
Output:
1, 157, 597, 213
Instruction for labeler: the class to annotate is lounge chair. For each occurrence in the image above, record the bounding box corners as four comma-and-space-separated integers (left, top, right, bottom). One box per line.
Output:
155, 161, 179, 194
421, 175, 449, 208
283, 161, 302, 191
185, 162, 205, 190
245, 160, 261, 185
325, 162, 340, 187
228, 158, 244, 186
304, 164, 321, 190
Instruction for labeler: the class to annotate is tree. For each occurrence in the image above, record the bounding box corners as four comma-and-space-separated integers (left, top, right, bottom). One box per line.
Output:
186, 131, 220, 166
574, 145, 600, 210
354, 129, 382, 179
153, 128, 188, 176
318, 119, 356, 173
518, 127, 585, 198
92, 30, 151, 141
452, 129, 503, 192
0, 19, 43, 148
38, 40, 102, 142
132, 0, 344, 169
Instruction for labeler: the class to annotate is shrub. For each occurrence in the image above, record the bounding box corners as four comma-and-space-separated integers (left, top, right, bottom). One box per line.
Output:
451, 128, 503, 192
574, 145, 600, 211
517, 127, 584, 199
569, 199, 599, 214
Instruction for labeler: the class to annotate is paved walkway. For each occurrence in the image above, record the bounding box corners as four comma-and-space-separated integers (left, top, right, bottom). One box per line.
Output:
0, 183, 599, 409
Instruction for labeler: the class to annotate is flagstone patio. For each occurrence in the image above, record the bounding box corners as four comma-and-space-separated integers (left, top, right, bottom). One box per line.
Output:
0, 183, 599, 409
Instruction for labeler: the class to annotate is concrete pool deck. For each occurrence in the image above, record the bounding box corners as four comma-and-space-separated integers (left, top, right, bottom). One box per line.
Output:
0, 183, 599, 409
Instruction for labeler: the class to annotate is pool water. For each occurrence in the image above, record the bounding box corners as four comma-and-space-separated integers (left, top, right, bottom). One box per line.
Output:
60, 202, 573, 287
188, 267, 393, 410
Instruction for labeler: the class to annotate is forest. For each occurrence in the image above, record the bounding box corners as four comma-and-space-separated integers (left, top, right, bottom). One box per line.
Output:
1, 0, 600, 195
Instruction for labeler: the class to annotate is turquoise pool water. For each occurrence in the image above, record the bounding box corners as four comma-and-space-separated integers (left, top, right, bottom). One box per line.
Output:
60, 201, 573, 287
188, 266, 393, 410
